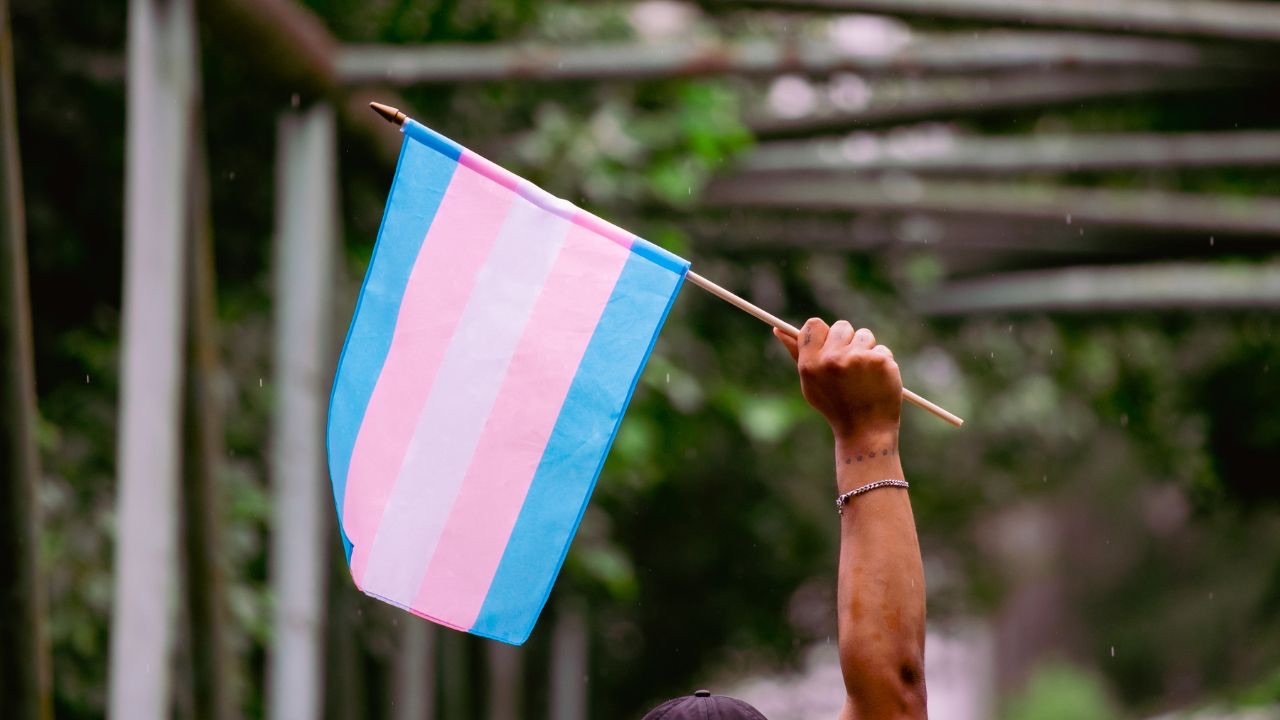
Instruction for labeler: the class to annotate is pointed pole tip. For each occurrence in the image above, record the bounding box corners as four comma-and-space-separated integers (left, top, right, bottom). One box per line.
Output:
369, 102, 407, 127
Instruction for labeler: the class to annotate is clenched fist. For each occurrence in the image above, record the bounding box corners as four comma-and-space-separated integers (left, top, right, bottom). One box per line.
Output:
774, 318, 902, 443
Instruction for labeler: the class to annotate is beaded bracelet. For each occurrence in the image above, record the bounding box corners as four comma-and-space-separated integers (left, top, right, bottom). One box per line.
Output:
836, 479, 909, 514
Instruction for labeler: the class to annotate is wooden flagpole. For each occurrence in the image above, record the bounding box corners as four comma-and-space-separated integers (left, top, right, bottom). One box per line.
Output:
685, 271, 963, 426
368, 103, 964, 427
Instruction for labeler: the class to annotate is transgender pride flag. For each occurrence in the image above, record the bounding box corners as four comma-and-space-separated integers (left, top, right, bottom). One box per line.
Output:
326, 118, 688, 644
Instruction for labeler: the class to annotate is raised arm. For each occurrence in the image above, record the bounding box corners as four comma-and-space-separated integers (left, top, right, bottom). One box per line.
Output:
776, 319, 927, 719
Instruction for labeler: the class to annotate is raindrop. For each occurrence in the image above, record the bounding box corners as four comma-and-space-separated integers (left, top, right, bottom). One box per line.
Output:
1110, 646, 1115, 657
1065, 214, 1072, 225
291, 93, 300, 108
1209, 236, 1215, 246
1120, 414, 1129, 427
85, 374, 90, 384
666, 373, 670, 384
259, 378, 263, 387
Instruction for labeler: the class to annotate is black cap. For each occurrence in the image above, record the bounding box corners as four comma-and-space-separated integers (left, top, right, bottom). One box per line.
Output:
640, 690, 768, 720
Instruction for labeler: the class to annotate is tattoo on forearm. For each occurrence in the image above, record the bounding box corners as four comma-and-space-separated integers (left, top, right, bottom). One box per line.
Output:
842, 446, 898, 465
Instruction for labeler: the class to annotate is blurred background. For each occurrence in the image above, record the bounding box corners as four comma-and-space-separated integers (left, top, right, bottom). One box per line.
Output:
4, 0, 1280, 718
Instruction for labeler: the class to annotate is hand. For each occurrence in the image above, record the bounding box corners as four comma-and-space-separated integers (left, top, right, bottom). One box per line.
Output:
774, 318, 903, 442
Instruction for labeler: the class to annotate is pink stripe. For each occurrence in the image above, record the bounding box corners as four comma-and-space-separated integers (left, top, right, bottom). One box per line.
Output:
573, 210, 636, 250
359, 198, 570, 603
460, 150, 522, 191
408, 223, 630, 624
343, 166, 516, 586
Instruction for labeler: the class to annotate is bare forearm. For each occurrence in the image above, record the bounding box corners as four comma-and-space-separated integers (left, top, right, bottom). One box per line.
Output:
773, 319, 927, 717
835, 430, 927, 718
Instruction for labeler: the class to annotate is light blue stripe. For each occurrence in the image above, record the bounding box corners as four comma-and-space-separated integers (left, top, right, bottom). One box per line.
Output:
470, 251, 689, 644
629, 236, 688, 274
326, 135, 459, 560
403, 119, 463, 160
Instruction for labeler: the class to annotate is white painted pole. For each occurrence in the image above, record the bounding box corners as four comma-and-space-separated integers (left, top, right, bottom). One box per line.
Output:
266, 102, 336, 720
108, 0, 194, 717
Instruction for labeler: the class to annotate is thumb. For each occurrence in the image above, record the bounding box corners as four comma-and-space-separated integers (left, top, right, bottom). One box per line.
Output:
773, 327, 800, 363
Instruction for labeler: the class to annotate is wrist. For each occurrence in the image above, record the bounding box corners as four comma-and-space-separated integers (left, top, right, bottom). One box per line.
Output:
833, 424, 899, 450
832, 427, 902, 494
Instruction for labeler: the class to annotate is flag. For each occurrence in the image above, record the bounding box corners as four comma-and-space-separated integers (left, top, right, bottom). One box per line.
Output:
326, 119, 688, 645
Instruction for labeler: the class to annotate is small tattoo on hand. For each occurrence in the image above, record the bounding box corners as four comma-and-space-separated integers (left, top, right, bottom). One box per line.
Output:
856, 455, 863, 462
803, 330, 812, 346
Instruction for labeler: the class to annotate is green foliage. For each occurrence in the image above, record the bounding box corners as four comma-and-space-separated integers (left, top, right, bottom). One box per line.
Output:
14, 0, 1280, 718
1003, 663, 1121, 720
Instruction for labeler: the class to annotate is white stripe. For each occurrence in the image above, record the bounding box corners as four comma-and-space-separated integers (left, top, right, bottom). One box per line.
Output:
360, 195, 571, 604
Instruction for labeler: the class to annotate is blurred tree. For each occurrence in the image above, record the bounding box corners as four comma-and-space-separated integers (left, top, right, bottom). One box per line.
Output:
180, 115, 237, 720
0, 0, 52, 716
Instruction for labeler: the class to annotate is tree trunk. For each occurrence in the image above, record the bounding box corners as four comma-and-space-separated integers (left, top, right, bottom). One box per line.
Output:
440, 632, 472, 720
108, 0, 196, 717
181, 114, 237, 720
0, 0, 52, 716
266, 102, 337, 720
324, 546, 365, 720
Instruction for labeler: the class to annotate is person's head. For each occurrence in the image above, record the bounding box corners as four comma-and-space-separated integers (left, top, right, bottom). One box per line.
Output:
641, 690, 767, 720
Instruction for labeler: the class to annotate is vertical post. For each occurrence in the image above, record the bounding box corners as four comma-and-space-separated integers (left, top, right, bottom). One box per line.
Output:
181, 117, 236, 720
266, 102, 336, 720
324, 546, 366, 720
486, 640, 522, 720
394, 622, 437, 720
0, 0, 52, 716
548, 603, 588, 720
440, 632, 472, 720
108, 0, 195, 718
